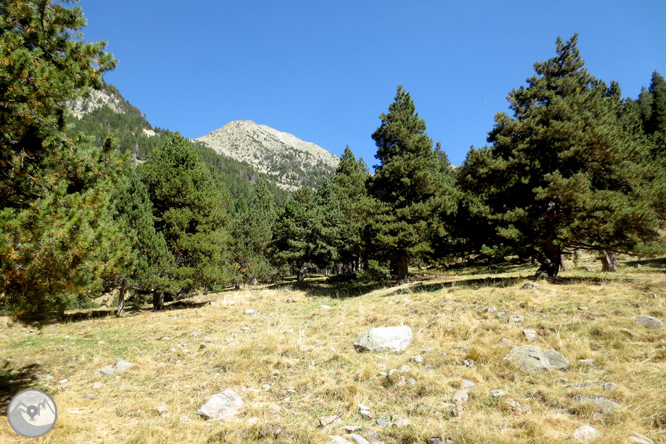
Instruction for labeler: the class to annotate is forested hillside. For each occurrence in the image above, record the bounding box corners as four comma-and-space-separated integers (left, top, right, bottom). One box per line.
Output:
1, 0, 665, 327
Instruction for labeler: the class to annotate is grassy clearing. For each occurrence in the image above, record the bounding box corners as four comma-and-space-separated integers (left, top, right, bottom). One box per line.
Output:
1, 256, 665, 443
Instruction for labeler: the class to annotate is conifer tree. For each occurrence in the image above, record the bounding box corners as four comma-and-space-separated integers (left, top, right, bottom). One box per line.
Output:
331, 146, 370, 275
139, 134, 233, 306
366, 86, 458, 282
0, 0, 122, 324
230, 182, 277, 286
458, 34, 662, 277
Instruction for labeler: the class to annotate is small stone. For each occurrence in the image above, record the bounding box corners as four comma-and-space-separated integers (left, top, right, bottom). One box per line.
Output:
453, 390, 468, 403
320, 305, 332, 309
57, 379, 68, 384
343, 426, 362, 433
544, 349, 570, 370
410, 355, 424, 363
572, 425, 603, 442
262, 384, 271, 390
462, 379, 476, 390
428, 438, 443, 444
636, 315, 665, 329
489, 390, 505, 397
406, 378, 416, 385
627, 432, 654, 444
521, 282, 538, 290
376, 418, 389, 427
319, 415, 342, 428
572, 395, 620, 413
421, 348, 433, 354
268, 404, 281, 414
347, 433, 370, 444
509, 315, 525, 323
93, 365, 115, 376
197, 389, 244, 421
399, 365, 410, 372
487, 306, 498, 314
579, 359, 595, 366
353, 326, 413, 353
244, 309, 258, 316
392, 418, 412, 427
82, 393, 97, 400
497, 311, 507, 319
578, 306, 589, 311
523, 329, 537, 341
39, 375, 54, 381
357, 404, 373, 418
463, 359, 476, 368
92, 382, 102, 389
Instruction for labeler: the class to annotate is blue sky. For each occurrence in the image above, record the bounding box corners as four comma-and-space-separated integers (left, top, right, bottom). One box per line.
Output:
78, 0, 666, 167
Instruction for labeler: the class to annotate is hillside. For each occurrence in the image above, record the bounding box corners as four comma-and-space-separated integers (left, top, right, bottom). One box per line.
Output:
197, 120, 340, 191
66, 83, 290, 203
1, 257, 665, 443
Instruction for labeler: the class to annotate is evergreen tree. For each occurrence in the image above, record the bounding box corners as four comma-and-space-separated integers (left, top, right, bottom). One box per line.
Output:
0, 0, 122, 324
330, 146, 370, 275
366, 86, 458, 282
272, 183, 343, 287
139, 133, 233, 306
230, 182, 277, 286
109, 166, 175, 313
458, 34, 662, 277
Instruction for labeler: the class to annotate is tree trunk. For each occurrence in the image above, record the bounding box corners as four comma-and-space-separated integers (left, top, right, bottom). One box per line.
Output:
601, 250, 617, 272
296, 262, 310, 288
560, 254, 567, 272
535, 243, 562, 278
152, 289, 165, 311
117, 284, 126, 315
396, 253, 409, 284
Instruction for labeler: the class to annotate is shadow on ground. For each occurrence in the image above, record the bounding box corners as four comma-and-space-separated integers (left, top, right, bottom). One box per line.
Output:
0, 362, 41, 413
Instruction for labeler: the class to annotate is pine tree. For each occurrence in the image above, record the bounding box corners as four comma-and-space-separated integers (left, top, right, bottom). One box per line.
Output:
330, 146, 370, 275
272, 183, 343, 287
139, 133, 233, 306
0, 0, 122, 324
230, 182, 277, 286
366, 86, 458, 282
458, 34, 662, 277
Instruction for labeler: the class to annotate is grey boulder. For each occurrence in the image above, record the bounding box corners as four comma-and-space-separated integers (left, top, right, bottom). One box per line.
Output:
197, 389, 243, 420
636, 315, 664, 329
504, 346, 569, 374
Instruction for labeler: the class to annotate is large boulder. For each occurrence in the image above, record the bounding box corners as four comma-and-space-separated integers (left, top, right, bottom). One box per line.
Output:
197, 389, 244, 421
504, 346, 569, 374
353, 326, 412, 353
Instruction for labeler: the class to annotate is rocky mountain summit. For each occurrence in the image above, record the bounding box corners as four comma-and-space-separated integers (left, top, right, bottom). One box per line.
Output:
196, 120, 339, 191
69, 85, 127, 118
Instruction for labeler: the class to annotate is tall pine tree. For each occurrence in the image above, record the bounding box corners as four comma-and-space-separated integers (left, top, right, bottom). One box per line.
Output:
366, 86, 458, 282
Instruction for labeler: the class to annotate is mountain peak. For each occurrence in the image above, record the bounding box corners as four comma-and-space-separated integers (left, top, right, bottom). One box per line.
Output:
197, 121, 339, 191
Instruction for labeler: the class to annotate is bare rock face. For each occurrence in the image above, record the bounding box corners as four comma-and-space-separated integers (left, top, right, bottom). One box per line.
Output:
197, 389, 244, 421
353, 326, 413, 353
196, 120, 339, 191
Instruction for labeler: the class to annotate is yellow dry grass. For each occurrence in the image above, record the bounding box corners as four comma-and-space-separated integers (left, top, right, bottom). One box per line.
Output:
1, 255, 665, 443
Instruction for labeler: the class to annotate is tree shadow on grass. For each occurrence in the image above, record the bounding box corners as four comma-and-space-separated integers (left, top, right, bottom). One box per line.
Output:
0, 362, 41, 413
624, 257, 666, 269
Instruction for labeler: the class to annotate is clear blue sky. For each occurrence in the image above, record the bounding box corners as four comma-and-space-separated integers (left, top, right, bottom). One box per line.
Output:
78, 0, 666, 167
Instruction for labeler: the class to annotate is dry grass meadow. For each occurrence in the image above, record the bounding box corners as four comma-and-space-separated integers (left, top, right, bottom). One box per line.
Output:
1, 255, 665, 443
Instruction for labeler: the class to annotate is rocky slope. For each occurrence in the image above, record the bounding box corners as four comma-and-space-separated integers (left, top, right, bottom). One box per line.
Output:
196, 120, 339, 191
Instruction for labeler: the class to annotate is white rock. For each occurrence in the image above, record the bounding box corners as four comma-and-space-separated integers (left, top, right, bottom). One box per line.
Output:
523, 329, 537, 341
453, 390, 468, 403
489, 390, 505, 397
509, 315, 525, 323
197, 389, 244, 421
353, 326, 413, 353
357, 404, 373, 418
573, 426, 603, 442
461, 379, 476, 390
410, 355, 424, 363
347, 434, 370, 444
627, 432, 654, 444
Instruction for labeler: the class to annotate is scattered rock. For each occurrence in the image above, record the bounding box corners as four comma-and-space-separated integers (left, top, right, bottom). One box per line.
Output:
410, 355, 424, 363
268, 404, 281, 414
376, 418, 389, 427
487, 306, 498, 314
261, 424, 283, 438
92, 359, 135, 376
578, 306, 588, 311
197, 389, 244, 421
579, 359, 595, 366
463, 359, 476, 368
523, 329, 537, 341
489, 390, 505, 397
627, 432, 654, 444
636, 315, 665, 329
509, 315, 525, 323
428, 438, 443, 444
453, 390, 469, 404
572, 425, 603, 442
38, 375, 54, 381
82, 393, 97, 400
406, 378, 416, 385
497, 312, 507, 319
244, 309, 258, 316
572, 395, 619, 413
392, 418, 412, 427
347, 433, 370, 444
319, 415, 342, 428
320, 305, 332, 310
504, 346, 569, 374
568, 381, 617, 391
92, 382, 102, 389
344, 426, 362, 433
329, 436, 353, 444
353, 326, 413, 353
357, 404, 373, 418
521, 282, 538, 290
461, 379, 476, 390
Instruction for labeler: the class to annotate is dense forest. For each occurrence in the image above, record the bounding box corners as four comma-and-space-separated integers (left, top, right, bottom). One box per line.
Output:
1, 0, 665, 325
